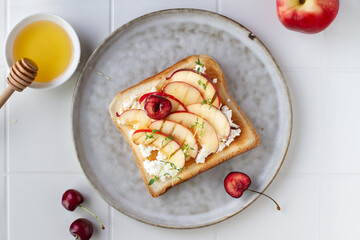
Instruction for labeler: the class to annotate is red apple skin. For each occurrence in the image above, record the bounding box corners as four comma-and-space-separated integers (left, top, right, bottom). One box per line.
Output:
277, 0, 339, 34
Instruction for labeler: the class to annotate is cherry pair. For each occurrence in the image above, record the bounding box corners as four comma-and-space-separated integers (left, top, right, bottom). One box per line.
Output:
62, 189, 105, 240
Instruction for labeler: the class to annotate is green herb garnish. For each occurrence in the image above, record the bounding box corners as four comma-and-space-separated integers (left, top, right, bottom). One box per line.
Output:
195, 59, 207, 89
191, 118, 205, 136
182, 144, 195, 158
145, 129, 159, 140
148, 175, 159, 185
195, 58, 204, 67
161, 135, 174, 147
145, 132, 153, 140
201, 98, 214, 109
197, 79, 207, 90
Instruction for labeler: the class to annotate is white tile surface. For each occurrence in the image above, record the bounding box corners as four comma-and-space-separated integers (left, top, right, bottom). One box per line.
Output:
0, 176, 6, 240
325, 1, 360, 69
113, 0, 217, 29
8, 173, 109, 240
0, 68, 5, 173
322, 175, 360, 240
0, 0, 6, 172
221, 0, 324, 70
0, 0, 5, 68
8, 0, 110, 65
112, 209, 217, 239
7, 78, 81, 172
281, 70, 323, 174
323, 71, 360, 173
219, 175, 320, 240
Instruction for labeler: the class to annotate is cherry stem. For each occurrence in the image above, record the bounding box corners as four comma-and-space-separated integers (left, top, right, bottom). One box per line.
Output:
246, 189, 281, 211
78, 205, 105, 229
75, 236, 78, 240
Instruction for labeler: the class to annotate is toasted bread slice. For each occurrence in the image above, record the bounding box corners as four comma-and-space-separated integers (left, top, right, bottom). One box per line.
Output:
109, 55, 260, 197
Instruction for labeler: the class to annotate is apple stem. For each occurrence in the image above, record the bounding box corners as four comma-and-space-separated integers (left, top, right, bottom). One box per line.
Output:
246, 189, 281, 211
78, 205, 105, 229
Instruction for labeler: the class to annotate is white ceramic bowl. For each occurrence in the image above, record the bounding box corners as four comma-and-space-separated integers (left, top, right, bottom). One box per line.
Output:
4, 13, 81, 89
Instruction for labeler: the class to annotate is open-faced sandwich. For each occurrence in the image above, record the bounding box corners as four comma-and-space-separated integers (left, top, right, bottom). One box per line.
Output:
109, 55, 260, 197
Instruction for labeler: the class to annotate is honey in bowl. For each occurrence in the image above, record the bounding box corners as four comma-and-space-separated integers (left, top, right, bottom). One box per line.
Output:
12, 20, 73, 83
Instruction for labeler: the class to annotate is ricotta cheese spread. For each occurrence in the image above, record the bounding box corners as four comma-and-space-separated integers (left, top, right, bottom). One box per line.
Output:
195, 148, 211, 164
120, 96, 141, 114
217, 104, 242, 152
217, 128, 241, 152
143, 159, 179, 182
139, 144, 157, 158
142, 150, 180, 182
220, 105, 239, 128
156, 151, 167, 161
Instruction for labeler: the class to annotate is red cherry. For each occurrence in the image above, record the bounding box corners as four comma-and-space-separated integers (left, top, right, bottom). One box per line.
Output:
224, 172, 251, 198
144, 95, 172, 120
62, 189, 84, 211
139, 91, 187, 111
224, 172, 280, 210
70, 218, 93, 240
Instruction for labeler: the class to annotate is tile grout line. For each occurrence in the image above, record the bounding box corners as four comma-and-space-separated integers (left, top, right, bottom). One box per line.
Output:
216, 0, 221, 14
5, 0, 9, 174
5, 174, 9, 240
318, 72, 325, 240
318, 30, 326, 240
109, 0, 114, 33
4, 1, 9, 239
216, 223, 220, 240
109, 207, 113, 240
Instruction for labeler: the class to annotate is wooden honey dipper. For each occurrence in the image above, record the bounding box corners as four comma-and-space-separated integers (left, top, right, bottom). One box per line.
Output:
0, 58, 38, 109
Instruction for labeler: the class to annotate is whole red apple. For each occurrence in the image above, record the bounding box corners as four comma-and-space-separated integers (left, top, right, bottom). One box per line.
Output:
276, 0, 339, 34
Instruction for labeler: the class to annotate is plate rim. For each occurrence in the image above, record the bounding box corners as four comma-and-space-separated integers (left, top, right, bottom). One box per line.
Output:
71, 8, 293, 229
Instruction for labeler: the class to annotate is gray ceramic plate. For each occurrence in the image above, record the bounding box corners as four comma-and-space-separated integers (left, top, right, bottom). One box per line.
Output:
72, 9, 292, 229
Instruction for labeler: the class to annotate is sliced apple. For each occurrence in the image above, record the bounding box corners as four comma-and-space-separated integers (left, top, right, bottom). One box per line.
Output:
139, 92, 187, 112
149, 120, 198, 159
166, 96, 186, 112
166, 112, 219, 153
131, 129, 160, 145
168, 149, 186, 169
167, 69, 221, 108
117, 109, 152, 129
132, 129, 171, 149
162, 82, 204, 106
131, 129, 185, 168
187, 103, 230, 141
